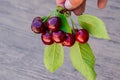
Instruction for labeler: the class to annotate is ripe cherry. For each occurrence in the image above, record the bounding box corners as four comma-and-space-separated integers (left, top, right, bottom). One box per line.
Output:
31, 17, 46, 34
33, 17, 42, 21
41, 32, 53, 45
76, 29, 89, 44
47, 17, 61, 31
62, 33, 75, 47
52, 30, 66, 43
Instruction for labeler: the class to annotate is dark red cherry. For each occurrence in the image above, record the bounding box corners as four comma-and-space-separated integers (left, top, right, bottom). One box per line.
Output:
43, 22, 49, 32
31, 17, 46, 34
33, 17, 42, 21
47, 17, 61, 31
62, 33, 75, 47
41, 32, 53, 45
76, 29, 89, 44
52, 30, 66, 43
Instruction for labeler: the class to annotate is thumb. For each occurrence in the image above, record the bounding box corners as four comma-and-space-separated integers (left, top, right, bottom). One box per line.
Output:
65, 0, 84, 10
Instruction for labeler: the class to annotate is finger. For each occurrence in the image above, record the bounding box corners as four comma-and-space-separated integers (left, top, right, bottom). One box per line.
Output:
65, 0, 84, 10
98, 0, 108, 9
73, 0, 86, 16
56, 0, 65, 6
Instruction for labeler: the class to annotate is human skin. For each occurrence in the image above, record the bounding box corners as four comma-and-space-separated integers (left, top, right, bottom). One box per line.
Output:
56, 0, 108, 15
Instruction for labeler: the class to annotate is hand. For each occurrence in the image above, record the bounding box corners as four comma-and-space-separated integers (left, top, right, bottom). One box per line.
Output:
56, 0, 108, 15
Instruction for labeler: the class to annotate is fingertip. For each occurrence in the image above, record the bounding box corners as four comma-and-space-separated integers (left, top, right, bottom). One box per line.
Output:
65, 0, 74, 10
98, 0, 108, 9
73, 0, 86, 16
65, 0, 84, 10
73, 11, 83, 16
73, 7, 84, 16
98, 4, 106, 9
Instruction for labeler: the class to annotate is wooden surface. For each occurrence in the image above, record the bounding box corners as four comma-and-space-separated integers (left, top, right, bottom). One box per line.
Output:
0, 0, 120, 80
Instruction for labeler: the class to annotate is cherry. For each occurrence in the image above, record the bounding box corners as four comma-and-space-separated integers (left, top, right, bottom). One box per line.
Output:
47, 17, 61, 31
41, 32, 53, 45
31, 17, 46, 34
52, 30, 66, 43
76, 29, 89, 44
62, 33, 75, 47
33, 17, 42, 21
43, 22, 49, 32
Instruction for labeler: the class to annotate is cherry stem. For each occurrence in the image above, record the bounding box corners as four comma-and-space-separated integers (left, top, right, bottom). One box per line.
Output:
43, 15, 50, 22
70, 17, 76, 33
49, 30, 52, 34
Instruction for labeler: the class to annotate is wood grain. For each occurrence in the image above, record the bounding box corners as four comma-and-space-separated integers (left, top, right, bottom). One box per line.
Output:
0, 0, 120, 80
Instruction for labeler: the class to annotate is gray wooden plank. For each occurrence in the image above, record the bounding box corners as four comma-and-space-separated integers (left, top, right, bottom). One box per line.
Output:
0, 0, 120, 80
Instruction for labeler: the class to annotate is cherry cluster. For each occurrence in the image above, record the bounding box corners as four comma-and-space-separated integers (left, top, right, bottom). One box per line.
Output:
31, 16, 89, 47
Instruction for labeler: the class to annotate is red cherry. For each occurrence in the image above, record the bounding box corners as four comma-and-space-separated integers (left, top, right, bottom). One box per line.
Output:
76, 29, 89, 44
43, 22, 49, 32
33, 17, 42, 21
31, 17, 46, 34
62, 33, 75, 47
52, 30, 66, 43
41, 32, 53, 45
47, 17, 61, 31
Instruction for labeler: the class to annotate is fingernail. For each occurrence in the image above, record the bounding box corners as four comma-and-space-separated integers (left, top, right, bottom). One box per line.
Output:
65, 0, 74, 10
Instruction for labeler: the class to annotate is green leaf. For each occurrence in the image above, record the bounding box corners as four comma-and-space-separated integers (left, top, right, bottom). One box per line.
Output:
70, 42, 96, 80
78, 14, 110, 40
44, 43, 64, 73
58, 13, 72, 33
